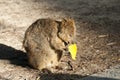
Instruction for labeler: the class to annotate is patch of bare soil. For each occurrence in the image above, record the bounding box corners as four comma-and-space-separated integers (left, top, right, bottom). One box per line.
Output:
0, 0, 120, 80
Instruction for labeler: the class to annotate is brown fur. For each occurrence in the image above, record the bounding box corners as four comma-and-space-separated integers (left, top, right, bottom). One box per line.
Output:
23, 18, 76, 70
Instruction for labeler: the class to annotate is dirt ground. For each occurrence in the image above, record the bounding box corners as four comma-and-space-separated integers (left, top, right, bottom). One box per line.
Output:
0, 0, 120, 80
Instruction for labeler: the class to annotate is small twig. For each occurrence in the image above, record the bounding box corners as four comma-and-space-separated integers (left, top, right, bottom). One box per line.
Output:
67, 61, 73, 70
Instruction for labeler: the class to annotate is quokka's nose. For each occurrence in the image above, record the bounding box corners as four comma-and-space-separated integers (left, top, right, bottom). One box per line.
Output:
63, 47, 68, 51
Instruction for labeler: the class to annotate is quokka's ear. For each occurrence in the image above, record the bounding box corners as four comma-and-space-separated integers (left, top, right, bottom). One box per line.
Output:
67, 16, 73, 20
62, 18, 67, 22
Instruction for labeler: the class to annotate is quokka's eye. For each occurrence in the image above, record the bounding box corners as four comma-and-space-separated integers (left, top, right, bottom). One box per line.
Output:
64, 42, 68, 46
64, 41, 70, 46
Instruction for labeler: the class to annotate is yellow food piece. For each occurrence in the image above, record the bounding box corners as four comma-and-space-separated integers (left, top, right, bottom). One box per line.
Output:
68, 44, 77, 60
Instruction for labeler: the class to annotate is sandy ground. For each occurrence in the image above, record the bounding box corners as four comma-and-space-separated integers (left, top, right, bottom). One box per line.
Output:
0, 0, 120, 80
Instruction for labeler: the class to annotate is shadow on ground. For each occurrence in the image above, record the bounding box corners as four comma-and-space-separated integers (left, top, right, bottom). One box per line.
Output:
40, 73, 83, 80
80, 76, 119, 80
0, 43, 29, 67
39, 73, 119, 80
